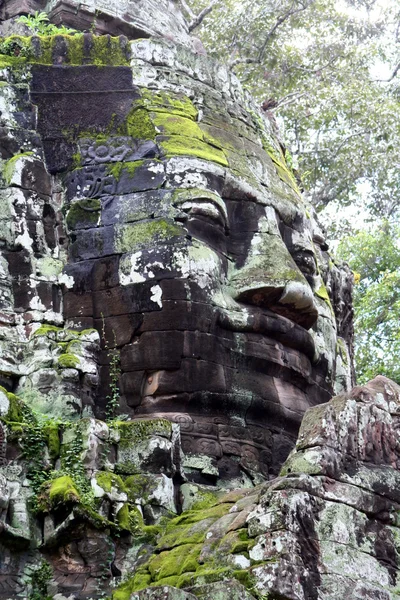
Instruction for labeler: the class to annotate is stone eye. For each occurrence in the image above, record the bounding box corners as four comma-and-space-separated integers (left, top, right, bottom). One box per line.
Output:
180, 200, 227, 229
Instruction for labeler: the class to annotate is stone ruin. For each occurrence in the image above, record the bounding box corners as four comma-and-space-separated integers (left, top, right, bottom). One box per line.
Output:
0, 1, 394, 599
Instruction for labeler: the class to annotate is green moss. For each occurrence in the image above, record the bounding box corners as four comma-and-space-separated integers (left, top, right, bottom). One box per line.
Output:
315, 282, 334, 314
113, 570, 152, 599
66, 34, 84, 65
48, 475, 80, 506
36, 257, 64, 277
237, 529, 251, 542
233, 569, 255, 589
0, 55, 27, 68
96, 471, 127, 494
66, 198, 101, 230
43, 422, 60, 461
315, 283, 330, 302
152, 113, 203, 140
134, 89, 198, 120
3, 152, 34, 184
279, 449, 322, 477
159, 135, 228, 166
0, 33, 130, 67
32, 325, 97, 339
115, 419, 173, 451
90, 35, 130, 66
106, 160, 145, 180
75, 503, 116, 530
125, 108, 156, 140
114, 220, 182, 253
124, 473, 152, 502
176, 567, 234, 588
336, 338, 349, 366
149, 543, 202, 581
32, 324, 61, 337
157, 520, 208, 550
116, 503, 131, 530
159, 503, 233, 550
219, 529, 251, 555
0, 387, 25, 423
72, 152, 82, 168
58, 353, 79, 369
185, 488, 220, 511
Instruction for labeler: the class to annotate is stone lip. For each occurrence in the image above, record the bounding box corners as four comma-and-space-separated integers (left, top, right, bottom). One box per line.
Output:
217, 304, 316, 361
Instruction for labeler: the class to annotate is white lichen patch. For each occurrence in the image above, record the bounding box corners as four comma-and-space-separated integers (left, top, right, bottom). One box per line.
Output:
0, 388, 10, 417
119, 251, 146, 285
58, 273, 75, 289
14, 226, 33, 253
150, 285, 163, 308
36, 257, 64, 279
173, 241, 221, 290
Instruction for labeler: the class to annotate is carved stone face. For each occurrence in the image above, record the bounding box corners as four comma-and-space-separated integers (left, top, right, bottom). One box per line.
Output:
51, 63, 349, 483
0, 30, 352, 485
103, 159, 338, 482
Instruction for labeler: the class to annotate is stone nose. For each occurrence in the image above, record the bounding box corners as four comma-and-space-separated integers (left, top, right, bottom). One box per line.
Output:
228, 214, 318, 330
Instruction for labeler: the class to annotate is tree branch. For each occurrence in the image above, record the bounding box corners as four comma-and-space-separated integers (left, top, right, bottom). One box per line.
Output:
375, 60, 400, 82
188, 1, 219, 32
180, 0, 195, 20
228, 1, 315, 70
276, 91, 308, 110
229, 56, 261, 69
257, 0, 315, 64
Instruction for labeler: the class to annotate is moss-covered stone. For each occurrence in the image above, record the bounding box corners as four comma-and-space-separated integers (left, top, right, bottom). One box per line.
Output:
58, 353, 79, 369
114, 220, 182, 253
134, 90, 198, 120
43, 422, 60, 461
66, 198, 101, 230
31, 324, 62, 337
152, 113, 203, 140
0, 33, 130, 67
159, 135, 228, 166
116, 503, 131, 531
96, 471, 127, 494
149, 543, 202, 581
3, 152, 34, 185
106, 160, 146, 180
48, 475, 80, 507
0, 387, 26, 423
116, 419, 173, 447
124, 473, 155, 503
126, 108, 157, 140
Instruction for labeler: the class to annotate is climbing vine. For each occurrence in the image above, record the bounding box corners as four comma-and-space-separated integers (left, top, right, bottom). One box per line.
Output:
28, 560, 53, 600
101, 314, 121, 422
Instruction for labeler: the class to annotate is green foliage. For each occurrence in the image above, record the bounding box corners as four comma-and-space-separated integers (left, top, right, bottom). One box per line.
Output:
28, 560, 53, 600
186, 0, 400, 217
17, 415, 53, 510
101, 314, 121, 421
337, 221, 400, 384
16, 11, 76, 35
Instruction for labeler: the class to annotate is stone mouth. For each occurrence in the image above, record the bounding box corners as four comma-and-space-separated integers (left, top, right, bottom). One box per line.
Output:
216, 304, 316, 362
